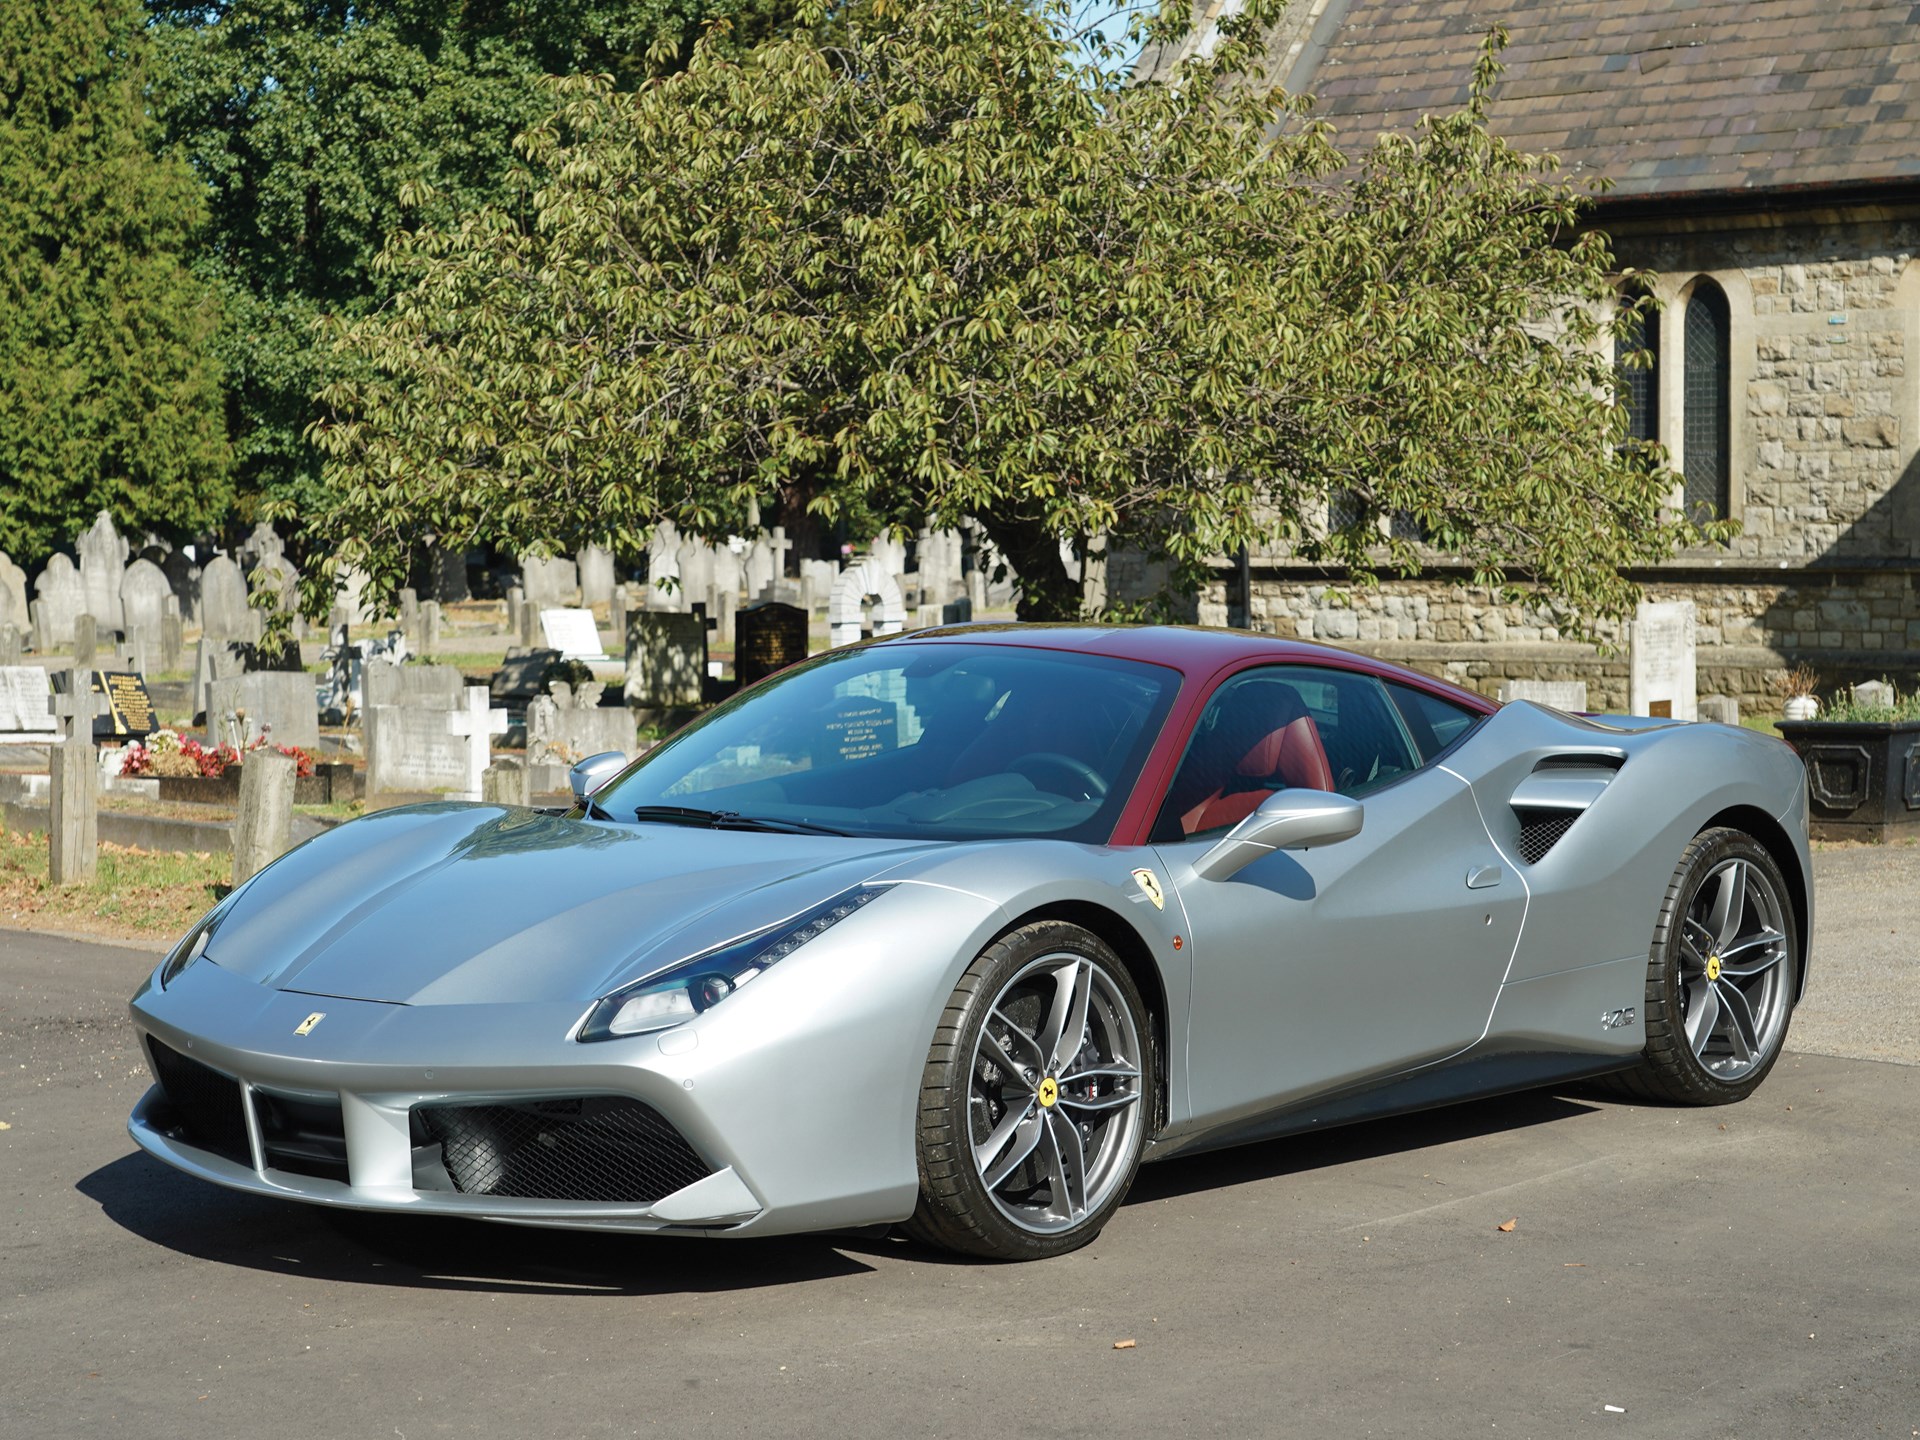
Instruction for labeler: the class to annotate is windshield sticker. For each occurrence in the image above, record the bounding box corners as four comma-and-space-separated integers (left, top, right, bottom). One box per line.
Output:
816, 700, 897, 764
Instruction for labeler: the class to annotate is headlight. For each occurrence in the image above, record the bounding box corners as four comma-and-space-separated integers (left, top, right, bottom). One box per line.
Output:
575, 884, 893, 1042
159, 904, 228, 989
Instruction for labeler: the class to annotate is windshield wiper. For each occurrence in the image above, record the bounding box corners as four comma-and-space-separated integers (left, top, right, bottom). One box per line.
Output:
630, 805, 850, 836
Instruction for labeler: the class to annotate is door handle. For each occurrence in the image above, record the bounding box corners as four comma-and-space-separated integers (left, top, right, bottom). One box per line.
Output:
1466, 864, 1503, 890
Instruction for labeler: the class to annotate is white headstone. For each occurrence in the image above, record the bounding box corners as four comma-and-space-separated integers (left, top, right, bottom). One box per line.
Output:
520, 553, 578, 607
208, 671, 322, 748
0, 666, 55, 734
577, 544, 616, 606
365, 706, 469, 794
1497, 679, 1590, 712
1628, 600, 1697, 721
624, 612, 706, 707
540, 607, 608, 660
446, 685, 510, 799
33, 554, 85, 647
75, 511, 128, 630
0, 552, 28, 631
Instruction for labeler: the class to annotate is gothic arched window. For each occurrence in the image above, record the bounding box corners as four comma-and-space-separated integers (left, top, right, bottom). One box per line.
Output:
1683, 280, 1731, 521
1615, 294, 1659, 450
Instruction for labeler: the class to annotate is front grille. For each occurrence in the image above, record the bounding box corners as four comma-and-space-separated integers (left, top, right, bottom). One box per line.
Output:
1516, 812, 1578, 864
147, 1037, 252, 1167
415, 1097, 712, 1204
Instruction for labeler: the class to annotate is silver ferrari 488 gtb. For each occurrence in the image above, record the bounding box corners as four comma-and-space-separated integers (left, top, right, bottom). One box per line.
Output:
129, 626, 1811, 1259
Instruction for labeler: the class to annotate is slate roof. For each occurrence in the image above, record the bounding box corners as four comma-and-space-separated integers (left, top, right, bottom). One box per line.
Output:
1288, 0, 1920, 206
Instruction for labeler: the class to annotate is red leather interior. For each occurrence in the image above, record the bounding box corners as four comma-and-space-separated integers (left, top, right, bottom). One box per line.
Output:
1178, 692, 1334, 836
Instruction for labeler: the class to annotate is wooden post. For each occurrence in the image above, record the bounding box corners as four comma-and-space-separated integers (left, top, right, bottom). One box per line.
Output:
47, 686, 105, 886
481, 757, 529, 807
233, 749, 296, 885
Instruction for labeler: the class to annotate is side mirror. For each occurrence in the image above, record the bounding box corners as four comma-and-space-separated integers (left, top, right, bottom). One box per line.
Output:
1192, 790, 1363, 882
569, 751, 628, 802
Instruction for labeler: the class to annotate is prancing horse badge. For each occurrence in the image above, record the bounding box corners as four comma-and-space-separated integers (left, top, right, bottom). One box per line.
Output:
1131, 868, 1165, 910
294, 1012, 326, 1037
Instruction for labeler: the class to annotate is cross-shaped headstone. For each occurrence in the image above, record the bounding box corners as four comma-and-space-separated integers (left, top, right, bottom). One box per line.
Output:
50, 683, 106, 743
767, 525, 793, 584
446, 684, 509, 799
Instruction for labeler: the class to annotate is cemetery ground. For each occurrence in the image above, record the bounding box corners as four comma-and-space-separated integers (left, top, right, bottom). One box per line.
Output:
0, 846, 1914, 1439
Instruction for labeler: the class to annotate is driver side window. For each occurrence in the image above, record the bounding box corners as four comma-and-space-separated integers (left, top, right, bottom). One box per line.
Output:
1151, 666, 1423, 841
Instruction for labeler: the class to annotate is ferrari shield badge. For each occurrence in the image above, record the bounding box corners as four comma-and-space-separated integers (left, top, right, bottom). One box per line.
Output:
1131, 868, 1165, 910
294, 1012, 326, 1037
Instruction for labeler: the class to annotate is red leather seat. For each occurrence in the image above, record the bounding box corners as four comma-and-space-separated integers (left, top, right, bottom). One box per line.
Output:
1179, 686, 1334, 836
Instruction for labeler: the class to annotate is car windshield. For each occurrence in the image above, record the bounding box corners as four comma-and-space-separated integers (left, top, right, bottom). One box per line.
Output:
596, 642, 1180, 842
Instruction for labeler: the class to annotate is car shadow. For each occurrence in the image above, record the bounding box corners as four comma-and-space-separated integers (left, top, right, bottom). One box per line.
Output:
76, 1152, 876, 1295
1123, 1086, 1606, 1205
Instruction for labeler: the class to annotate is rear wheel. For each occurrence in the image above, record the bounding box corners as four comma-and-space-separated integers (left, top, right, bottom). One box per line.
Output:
1615, 828, 1799, 1104
905, 922, 1152, 1259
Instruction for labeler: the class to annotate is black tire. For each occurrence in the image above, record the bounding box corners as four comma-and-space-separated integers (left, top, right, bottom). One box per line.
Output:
904, 921, 1153, 1260
1613, 828, 1800, 1105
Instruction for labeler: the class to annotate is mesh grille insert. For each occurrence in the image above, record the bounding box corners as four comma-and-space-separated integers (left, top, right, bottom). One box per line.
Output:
147, 1037, 252, 1167
1516, 812, 1578, 865
415, 1097, 712, 1204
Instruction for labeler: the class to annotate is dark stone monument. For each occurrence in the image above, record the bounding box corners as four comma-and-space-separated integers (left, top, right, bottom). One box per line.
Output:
735, 602, 809, 687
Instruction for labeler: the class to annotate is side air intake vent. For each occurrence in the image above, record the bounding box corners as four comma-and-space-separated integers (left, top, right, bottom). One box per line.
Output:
1508, 757, 1623, 865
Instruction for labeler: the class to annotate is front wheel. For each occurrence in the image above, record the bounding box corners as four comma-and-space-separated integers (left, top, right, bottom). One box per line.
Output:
905, 922, 1152, 1259
1616, 828, 1800, 1105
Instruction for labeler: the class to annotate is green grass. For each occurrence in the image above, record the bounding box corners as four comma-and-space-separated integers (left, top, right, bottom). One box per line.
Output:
0, 824, 227, 943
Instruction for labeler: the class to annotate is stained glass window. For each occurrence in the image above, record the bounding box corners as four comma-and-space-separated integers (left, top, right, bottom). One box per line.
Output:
1683, 281, 1731, 521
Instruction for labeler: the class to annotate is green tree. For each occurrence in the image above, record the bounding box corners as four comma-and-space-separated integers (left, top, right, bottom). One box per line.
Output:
145, 0, 795, 522
0, 0, 229, 562
305, 0, 1700, 627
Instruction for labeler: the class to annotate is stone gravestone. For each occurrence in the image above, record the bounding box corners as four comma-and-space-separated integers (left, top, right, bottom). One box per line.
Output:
73, 614, 97, 669
447, 685, 509, 798
0, 552, 28, 631
75, 510, 128, 631
1497, 679, 1590, 712
32, 554, 85, 649
735, 602, 810, 687
364, 706, 469, 795
941, 596, 973, 626
645, 523, 684, 611
208, 671, 322, 748
489, 647, 562, 711
541, 607, 608, 660
577, 544, 616, 607
363, 661, 465, 710
121, 559, 172, 673
1628, 600, 1697, 721
198, 555, 257, 643
481, 757, 530, 807
0, 626, 21, 667
520, 552, 578, 608
528, 680, 635, 766
1852, 679, 1897, 709
192, 636, 248, 720
49, 688, 105, 885
94, 671, 158, 740
625, 612, 706, 707
0, 665, 56, 740
1696, 695, 1741, 726
233, 749, 296, 885
828, 559, 908, 649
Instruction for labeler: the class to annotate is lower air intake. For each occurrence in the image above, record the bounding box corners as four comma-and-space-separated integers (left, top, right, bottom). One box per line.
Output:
147, 1036, 252, 1167
415, 1097, 712, 1204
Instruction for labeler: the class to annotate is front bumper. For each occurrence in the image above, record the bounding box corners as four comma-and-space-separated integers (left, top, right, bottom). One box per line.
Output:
126, 882, 1003, 1235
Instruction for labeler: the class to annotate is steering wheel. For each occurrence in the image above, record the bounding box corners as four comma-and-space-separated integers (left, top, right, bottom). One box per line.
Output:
1009, 751, 1109, 801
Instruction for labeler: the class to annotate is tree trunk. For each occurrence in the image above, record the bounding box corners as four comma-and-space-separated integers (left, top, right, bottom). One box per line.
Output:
973, 510, 1083, 622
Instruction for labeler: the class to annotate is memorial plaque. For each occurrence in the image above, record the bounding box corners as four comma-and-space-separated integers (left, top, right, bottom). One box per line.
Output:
541, 607, 609, 660
813, 698, 897, 766
735, 602, 810, 687
97, 670, 157, 738
1628, 600, 1697, 721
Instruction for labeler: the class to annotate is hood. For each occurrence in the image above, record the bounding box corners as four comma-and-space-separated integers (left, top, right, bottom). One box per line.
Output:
202, 804, 931, 1006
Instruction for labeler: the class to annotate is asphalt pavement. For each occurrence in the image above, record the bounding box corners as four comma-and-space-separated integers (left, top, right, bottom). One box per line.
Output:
1, 845, 1915, 1440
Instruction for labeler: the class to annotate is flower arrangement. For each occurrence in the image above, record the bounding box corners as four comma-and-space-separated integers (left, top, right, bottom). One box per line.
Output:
120, 729, 316, 780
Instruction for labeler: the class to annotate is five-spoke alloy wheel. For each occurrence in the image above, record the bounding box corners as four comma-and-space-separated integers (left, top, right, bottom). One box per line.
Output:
907, 921, 1152, 1258
1619, 827, 1800, 1104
